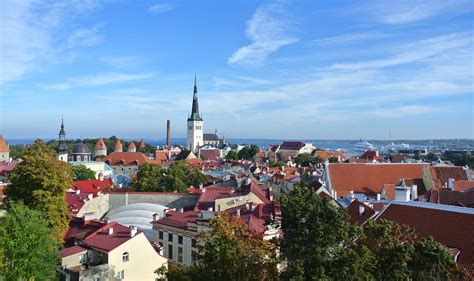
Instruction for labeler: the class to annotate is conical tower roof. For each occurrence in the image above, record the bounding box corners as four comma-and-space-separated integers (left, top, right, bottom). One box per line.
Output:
94, 137, 107, 150
114, 139, 123, 150
0, 135, 9, 152
139, 138, 146, 149
128, 141, 136, 150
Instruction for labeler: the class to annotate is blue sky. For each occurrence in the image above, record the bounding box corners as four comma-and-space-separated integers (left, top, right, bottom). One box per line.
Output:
1, 0, 473, 139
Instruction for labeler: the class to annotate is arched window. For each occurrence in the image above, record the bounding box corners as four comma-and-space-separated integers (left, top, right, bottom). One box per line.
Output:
122, 252, 129, 262
77, 155, 81, 162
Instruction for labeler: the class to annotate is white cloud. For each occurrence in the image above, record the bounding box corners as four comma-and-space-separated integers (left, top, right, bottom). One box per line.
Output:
228, 3, 298, 65
311, 32, 385, 46
101, 56, 142, 67
40, 72, 155, 90
0, 0, 102, 84
67, 24, 104, 48
148, 3, 175, 15
372, 0, 473, 25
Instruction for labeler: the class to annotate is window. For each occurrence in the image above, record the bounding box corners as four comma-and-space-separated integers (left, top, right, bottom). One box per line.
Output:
79, 253, 87, 264
159, 242, 163, 247
122, 252, 129, 262
117, 270, 124, 279
192, 239, 197, 248
95, 278, 100, 281
188, 126, 192, 130
178, 235, 183, 245
158, 231, 163, 240
191, 251, 198, 264
168, 245, 173, 259
178, 247, 183, 262
168, 233, 173, 242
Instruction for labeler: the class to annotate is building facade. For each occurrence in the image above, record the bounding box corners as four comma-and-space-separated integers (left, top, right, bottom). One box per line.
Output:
187, 76, 204, 153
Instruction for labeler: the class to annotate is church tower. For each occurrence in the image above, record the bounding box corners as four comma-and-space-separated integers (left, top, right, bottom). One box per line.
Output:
187, 76, 203, 153
56, 118, 69, 162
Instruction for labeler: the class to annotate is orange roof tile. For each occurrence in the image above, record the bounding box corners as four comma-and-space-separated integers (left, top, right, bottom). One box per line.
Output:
128, 141, 136, 150
429, 166, 468, 189
0, 135, 9, 153
102, 152, 159, 166
453, 180, 474, 192
315, 151, 346, 160
94, 137, 107, 150
139, 138, 145, 149
114, 139, 122, 149
328, 163, 426, 196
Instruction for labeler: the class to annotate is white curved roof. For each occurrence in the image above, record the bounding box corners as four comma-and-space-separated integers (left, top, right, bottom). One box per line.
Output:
106, 203, 168, 239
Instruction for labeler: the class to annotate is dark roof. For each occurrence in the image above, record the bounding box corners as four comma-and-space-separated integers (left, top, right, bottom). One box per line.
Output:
200, 149, 220, 160
175, 150, 193, 161
376, 202, 474, 274
430, 188, 474, 208
346, 199, 376, 225
188, 76, 203, 121
280, 141, 305, 151
72, 143, 91, 154
400, 177, 427, 196
203, 134, 219, 141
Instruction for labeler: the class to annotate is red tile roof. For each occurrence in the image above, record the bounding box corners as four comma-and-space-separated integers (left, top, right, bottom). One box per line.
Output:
429, 166, 468, 189
67, 179, 113, 214
60, 245, 87, 258
280, 141, 305, 151
114, 139, 122, 150
453, 180, 474, 192
128, 141, 136, 150
429, 188, 474, 208
328, 163, 426, 197
194, 186, 234, 211
139, 138, 145, 149
82, 222, 143, 253
359, 151, 383, 162
376, 202, 474, 274
156, 210, 200, 230
103, 152, 159, 166
94, 138, 107, 150
346, 200, 376, 225
63, 218, 107, 246
0, 135, 9, 152
200, 149, 220, 161
315, 151, 347, 161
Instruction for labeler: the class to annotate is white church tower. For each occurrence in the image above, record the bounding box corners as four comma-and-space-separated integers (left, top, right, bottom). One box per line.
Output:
187, 76, 203, 153
56, 117, 69, 162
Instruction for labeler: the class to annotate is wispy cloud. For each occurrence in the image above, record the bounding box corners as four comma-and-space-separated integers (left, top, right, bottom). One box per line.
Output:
0, 0, 102, 84
311, 32, 385, 46
40, 72, 155, 90
372, 0, 473, 25
228, 3, 298, 65
148, 3, 175, 15
100, 56, 143, 67
67, 24, 104, 48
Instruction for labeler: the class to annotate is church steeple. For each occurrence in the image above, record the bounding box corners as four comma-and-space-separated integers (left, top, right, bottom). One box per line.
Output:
188, 75, 203, 121
56, 117, 68, 160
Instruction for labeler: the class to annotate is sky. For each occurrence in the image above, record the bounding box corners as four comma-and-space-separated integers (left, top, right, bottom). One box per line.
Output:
0, 0, 473, 140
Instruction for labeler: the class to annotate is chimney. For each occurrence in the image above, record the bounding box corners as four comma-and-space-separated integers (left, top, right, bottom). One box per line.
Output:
108, 227, 114, 235
152, 213, 160, 222
98, 172, 104, 181
334, 190, 338, 199
199, 183, 203, 190
236, 209, 241, 217
130, 226, 137, 237
349, 190, 355, 200
376, 193, 381, 201
246, 203, 250, 210
411, 185, 418, 200
75, 189, 80, 195
207, 207, 213, 212
87, 194, 93, 200
179, 208, 184, 213
448, 178, 455, 191
166, 120, 171, 147
359, 205, 365, 216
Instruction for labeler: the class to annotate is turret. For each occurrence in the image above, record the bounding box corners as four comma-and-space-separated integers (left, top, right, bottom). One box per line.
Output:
93, 137, 107, 158
114, 139, 123, 152
128, 141, 136, 152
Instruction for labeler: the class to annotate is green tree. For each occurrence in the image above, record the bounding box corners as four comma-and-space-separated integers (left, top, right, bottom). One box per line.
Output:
294, 153, 322, 167
424, 152, 438, 162
159, 213, 279, 281
70, 164, 96, 180
328, 157, 339, 163
134, 163, 165, 192
225, 150, 238, 160
134, 161, 207, 192
280, 184, 354, 280
238, 145, 259, 160
6, 140, 72, 241
0, 201, 59, 280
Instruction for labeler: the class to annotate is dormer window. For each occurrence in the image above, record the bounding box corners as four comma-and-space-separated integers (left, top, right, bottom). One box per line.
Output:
122, 252, 129, 262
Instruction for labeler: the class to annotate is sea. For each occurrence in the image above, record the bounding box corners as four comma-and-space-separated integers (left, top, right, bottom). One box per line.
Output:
7, 138, 474, 156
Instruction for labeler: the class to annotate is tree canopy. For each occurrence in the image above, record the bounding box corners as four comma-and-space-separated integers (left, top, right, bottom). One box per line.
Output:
0, 201, 60, 280
294, 153, 323, 167
280, 184, 468, 280
159, 213, 279, 281
225, 150, 238, 160
70, 164, 96, 180
134, 161, 207, 192
238, 145, 259, 160
6, 140, 72, 241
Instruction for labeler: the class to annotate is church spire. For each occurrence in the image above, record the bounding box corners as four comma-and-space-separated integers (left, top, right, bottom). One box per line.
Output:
188, 75, 203, 121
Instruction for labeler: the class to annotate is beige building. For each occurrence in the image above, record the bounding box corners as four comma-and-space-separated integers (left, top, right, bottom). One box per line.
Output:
61, 221, 167, 280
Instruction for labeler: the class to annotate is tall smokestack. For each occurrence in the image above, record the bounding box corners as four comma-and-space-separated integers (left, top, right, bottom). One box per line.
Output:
166, 120, 171, 147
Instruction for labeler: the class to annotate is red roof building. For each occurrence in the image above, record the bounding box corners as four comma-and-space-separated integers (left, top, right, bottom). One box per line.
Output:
94, 138, 107, 151
114, 139, 123, 152
375, 201, 474, 275
66, 179, 113, 217
428, 166, 469, 189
